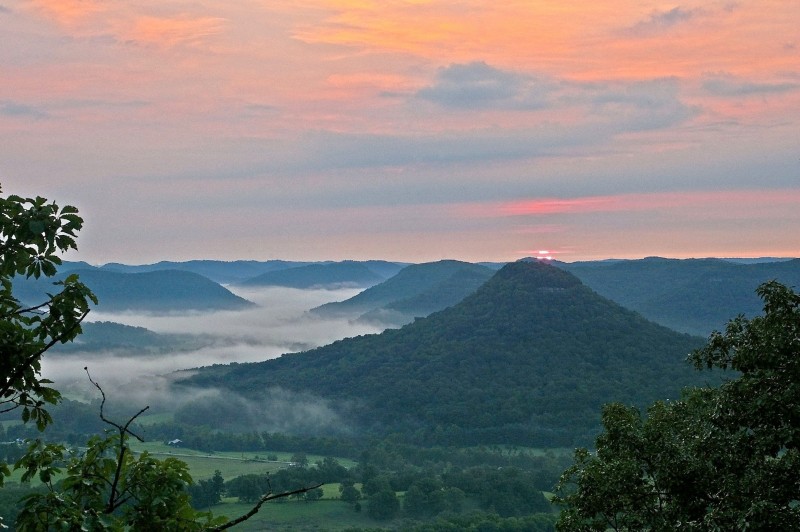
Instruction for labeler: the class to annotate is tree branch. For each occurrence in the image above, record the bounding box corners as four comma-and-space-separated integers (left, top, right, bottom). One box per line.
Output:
207, 483, 324, 531
12, 301, 52, 316
0, 309, 90, 400
84, 368, 149, 514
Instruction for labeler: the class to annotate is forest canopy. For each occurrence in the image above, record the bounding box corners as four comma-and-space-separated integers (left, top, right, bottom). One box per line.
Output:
555, 281, 800, 530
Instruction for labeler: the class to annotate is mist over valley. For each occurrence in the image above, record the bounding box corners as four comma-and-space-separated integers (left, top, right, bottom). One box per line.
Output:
4, 253, 799, 529
38, 256, 800, 424
41, 285, 384, 419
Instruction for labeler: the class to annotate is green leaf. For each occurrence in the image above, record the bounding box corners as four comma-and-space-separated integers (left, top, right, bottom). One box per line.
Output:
41, 260, 57, 277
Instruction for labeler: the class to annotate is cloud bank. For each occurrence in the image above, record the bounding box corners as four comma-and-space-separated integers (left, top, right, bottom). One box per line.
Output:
41, 286, 383, 425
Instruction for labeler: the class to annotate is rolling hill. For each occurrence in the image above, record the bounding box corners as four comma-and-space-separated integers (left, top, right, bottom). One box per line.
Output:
51, 321, 211, 355
183, 261, 710, 447
560, 257, 800, 336
15, 268, 255, 312
311, 260, 495, 326
97, 259, 405, 285
97, 259, 312, 284
236, 261, 388, 289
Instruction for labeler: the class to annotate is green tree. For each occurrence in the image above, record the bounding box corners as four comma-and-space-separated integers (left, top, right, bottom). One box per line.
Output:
290, 452, 309, 468
339, 480, 362, 504
0, 185, 96, 443
190, 470, 225, 510
367, 489, 400, 521
226, 474, 269, 504
555, 281, 800, 531
403, 477, 446, 518
14, 373, 226, 531
304, 486, 323, 502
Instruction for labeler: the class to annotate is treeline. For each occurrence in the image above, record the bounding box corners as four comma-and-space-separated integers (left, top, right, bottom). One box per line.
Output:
1, 399, 108, 445
4, 400, 573, 489
141, 421, 364, 457
217, 443, 560, 527
141, 422, 571, 490
2, 403, 568, 528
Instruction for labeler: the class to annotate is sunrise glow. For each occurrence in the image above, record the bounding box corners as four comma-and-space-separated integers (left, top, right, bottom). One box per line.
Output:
1, 1, 797, 263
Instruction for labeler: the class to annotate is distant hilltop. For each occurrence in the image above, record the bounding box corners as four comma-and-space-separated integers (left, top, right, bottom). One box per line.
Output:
15, 267, 254, 313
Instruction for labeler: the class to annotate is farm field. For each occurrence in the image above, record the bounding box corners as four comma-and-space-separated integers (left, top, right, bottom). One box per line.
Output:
128, 441, 356, 480
213, 498, 390, 531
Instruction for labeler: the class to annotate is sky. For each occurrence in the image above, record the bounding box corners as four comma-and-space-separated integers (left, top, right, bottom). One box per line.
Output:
2, 1, 799, 264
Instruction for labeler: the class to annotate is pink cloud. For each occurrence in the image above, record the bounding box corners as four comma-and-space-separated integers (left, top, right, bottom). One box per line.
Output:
467, 189, 800, 218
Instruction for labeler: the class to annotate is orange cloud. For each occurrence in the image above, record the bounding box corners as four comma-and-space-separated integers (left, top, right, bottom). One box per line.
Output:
29, 0, 105, 28
124, 15, 227, 48
28, 2, 226, 49
291, 1, 798, 83
292, 1, 584, 66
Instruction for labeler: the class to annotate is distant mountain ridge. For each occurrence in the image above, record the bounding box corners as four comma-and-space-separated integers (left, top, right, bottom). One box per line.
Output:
311, 260, 495, 326
97, 259, 311, 284
559, 257, 800, 336
182, 261, 707, 447
92, 259, 404, 285
236, 261, 389, 289
15, 268, 254, 312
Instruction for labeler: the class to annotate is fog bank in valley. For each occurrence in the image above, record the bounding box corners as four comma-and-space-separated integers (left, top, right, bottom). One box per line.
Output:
40, 286, 383, 429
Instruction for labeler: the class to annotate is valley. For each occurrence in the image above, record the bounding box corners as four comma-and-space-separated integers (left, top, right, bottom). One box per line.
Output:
3, 256, 798, 529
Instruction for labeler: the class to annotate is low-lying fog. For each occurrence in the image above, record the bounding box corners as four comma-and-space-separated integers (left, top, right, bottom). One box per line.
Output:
41, 286, 384, 411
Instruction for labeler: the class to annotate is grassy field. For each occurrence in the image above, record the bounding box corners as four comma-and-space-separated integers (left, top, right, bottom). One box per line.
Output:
127, 441, 357, 480
212, 499, 389, 531
128, 441, 289, 480
2, 438, 356, 485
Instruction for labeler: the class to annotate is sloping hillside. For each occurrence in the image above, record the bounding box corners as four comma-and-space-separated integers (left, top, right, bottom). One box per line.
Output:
237, 261, 386, 289
561, 257, 800, 336
16, 268, 254, 312
312, 260, 494, 326
184, 261, 708, 446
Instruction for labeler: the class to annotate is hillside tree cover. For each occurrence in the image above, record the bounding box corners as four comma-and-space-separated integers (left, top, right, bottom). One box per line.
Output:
555, 281, 800, 530
562, 257, 800, 336
185, 261, 706, 447
0, 186, 317, 530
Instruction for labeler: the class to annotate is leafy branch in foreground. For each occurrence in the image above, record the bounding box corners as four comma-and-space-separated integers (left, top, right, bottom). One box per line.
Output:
0, 185, 97, 440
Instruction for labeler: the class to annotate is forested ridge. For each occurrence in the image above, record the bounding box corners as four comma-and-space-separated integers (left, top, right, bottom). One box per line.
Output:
50, 321, 211, 355
312, 260, 495, 326
561, 257, 800, 336
13, 267, 254, 312
184, 261, 708, 447
236, 261, 387, 288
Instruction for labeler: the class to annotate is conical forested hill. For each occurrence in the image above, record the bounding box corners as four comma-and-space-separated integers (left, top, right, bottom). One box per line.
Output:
183, 261, 709, 446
